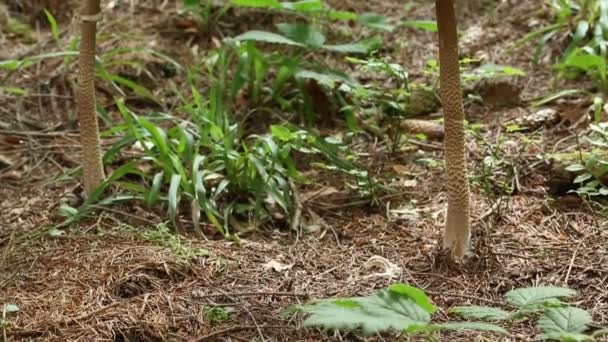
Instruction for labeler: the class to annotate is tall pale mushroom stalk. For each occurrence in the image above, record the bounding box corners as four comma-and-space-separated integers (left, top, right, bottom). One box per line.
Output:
77, 0, 105, 195
435, 0, 471, 259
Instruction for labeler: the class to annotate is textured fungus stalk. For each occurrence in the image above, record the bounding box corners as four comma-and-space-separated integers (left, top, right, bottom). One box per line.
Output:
77, 0, 105, 195
435, 0, 471, 259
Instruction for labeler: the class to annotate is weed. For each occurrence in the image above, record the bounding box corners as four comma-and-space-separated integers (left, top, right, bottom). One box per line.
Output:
204, 306, 233, 325
467, 124, 536, 216
1, 304, 19, 341
142, 223, 209, 263
566, 122, 608, 198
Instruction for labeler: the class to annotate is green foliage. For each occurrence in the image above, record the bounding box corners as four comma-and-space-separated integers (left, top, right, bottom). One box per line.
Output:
289, 283, 507, 338
566, 122, 608, 197
205, 306, 233, 325
537, 307, 594, 341
226, 0, 384, 55
468, 126, 535, 206
1, 304, 19, 341
293, 284, 605, 341
234, 25, 382, 55
142, 224, 209, 263
515, 1, 608, 101
447, 306, 511, 321
555, 48, 608, 93
514, 0, 608, 62
452, 286, 604, 341
504, 286, 576, 308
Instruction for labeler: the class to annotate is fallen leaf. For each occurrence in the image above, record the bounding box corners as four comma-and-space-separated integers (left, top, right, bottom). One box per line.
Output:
263, 259, 293, 272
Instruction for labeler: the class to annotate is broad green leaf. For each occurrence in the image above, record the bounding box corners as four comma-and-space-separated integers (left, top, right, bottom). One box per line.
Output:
402, 20, 437, 32
322, 39, 381, 54
0, 86, 26, 95
537, 307, 593, 341
505, 287, 576, 308
565, 163, 586, 172
230, 0, 281, 8
168, 174, 182, 223
282, 0, 323, 12
234, 30, 303, 46
327, 10, 358, 21
271, 125, 293, 142
357, 13, 394, 32
429, 322, 509, 335
388, 283, 437, 314
0, 59, 30, 70
137, 117, 170, 161
146, 171, 164, 206
299, 289, 431, 335
294, 69, 352, 87
558, 49, 607, 80
449, 306, 511, 321
574, 173, 593, 183
276, 23, 325, 47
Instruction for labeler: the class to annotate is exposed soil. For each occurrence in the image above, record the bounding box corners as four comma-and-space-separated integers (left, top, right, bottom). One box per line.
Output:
1, 0, 607, 341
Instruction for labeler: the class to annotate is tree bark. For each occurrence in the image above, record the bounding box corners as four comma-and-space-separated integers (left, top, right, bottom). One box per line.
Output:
435, 0, 471, 259
77, 0, 105, 195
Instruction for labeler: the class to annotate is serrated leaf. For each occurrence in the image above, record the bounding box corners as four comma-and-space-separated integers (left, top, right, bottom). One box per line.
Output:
299, 289, 431, 335
430, 322, 509, 335
538, 307, 592, 337
536, 332, 593, 341
388, 283, 437, 314
505, 287, 576, 308
449, 305, 511, 321
592, 328, 608, 337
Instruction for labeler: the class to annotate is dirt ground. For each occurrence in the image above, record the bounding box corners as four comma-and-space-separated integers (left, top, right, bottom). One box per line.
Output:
1, 0, 608, 341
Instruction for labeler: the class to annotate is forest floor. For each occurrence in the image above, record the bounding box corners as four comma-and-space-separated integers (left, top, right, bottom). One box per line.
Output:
1, 0, 608, 341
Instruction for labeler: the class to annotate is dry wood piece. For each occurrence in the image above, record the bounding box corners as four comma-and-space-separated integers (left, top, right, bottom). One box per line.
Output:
77, 0, 105, 194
